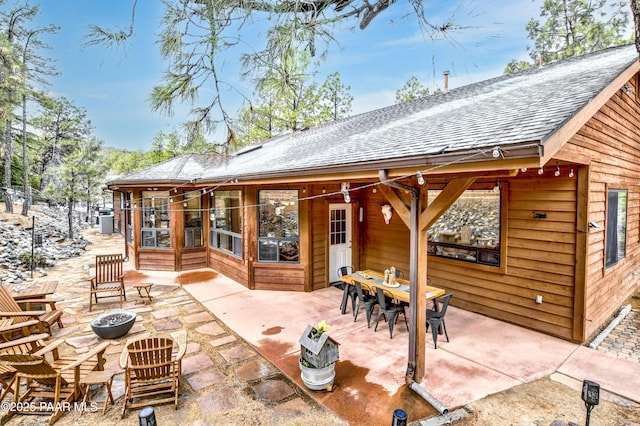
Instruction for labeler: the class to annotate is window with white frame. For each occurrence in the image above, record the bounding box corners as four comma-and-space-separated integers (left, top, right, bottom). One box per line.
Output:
141, 191, 171, 248
210, 190, 243, 258
258, 190, 299, 263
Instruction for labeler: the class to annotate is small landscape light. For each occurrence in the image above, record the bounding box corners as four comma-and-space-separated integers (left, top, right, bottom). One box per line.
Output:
581, 380, 599, 426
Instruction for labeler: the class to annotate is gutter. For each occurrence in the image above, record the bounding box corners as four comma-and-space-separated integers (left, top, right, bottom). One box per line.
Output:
378, 170, 448, 415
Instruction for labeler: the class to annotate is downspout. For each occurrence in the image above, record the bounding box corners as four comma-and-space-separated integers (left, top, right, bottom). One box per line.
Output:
378, 170, 448, 415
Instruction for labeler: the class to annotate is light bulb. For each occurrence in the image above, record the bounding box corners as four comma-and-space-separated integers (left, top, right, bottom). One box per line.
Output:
554, 166, 560, 177
520, 168, 527, 172
569, 169, 574, 178
417, 171, 425, 186
538, 167, 544, 175
493, 182, 500, 193
343, 191, 351, 203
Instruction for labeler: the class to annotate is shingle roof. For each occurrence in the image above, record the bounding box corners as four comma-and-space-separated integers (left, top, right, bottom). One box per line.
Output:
109, 44, 639, 185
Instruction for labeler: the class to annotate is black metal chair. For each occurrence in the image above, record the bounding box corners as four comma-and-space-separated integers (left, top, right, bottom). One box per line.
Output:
353, 281, 378, 327
373, 287, 408, 339
337, 267, 357, 314
426, 293, 453, 348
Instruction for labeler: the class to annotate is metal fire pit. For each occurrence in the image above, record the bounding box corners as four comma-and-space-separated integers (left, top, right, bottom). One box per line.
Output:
90, 310, 136, 339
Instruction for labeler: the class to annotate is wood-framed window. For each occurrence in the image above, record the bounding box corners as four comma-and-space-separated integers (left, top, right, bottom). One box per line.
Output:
210, 190, 243, 258
257, 189, 299, 263
427, 184, 502, 267
183, 191, 203, 248
606, 188, 627, 268
140, 191, 171, 248
126, 192, 133, 243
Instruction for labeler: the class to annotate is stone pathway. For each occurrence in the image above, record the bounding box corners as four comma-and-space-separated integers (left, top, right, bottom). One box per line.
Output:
0, 228, 345, 426
595, 308, 640, 363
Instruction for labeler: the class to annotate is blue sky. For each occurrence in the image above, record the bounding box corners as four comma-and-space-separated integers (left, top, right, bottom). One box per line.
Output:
27, 1, 563, 151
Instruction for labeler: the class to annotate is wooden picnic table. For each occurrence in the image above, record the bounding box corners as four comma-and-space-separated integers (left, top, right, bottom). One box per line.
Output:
339, 269, 444, 305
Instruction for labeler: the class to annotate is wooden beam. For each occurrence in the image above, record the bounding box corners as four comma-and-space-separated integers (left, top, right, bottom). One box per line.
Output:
573, 165, 590, 341
414, 224, 429, 380
377, 185, 411, 228
420, 177, 476, 230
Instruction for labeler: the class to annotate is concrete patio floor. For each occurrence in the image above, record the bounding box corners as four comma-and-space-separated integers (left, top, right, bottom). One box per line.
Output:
123, 267, 640, 425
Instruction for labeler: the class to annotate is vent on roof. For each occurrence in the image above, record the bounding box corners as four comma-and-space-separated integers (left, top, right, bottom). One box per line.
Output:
233, 145, 262, 156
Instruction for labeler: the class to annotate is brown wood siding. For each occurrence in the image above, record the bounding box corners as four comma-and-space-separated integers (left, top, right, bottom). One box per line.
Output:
426, 176, 577, 341
137, 249, 175, 270
179, 249, 208, 270
209, 250, 248, 286
253, 263, 305, 291
361, 177, 578, 340
559, 84, 640, 339
310, 190, 329, 291
362, 191, 411, 273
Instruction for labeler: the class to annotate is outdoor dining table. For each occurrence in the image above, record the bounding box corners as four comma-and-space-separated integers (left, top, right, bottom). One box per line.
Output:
339, 269, 445, 306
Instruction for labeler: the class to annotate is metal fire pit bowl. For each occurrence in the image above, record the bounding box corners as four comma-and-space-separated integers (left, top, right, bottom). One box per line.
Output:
90, 310, 137, 339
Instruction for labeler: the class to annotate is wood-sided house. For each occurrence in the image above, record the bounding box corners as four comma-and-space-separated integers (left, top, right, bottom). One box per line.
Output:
108, 44, 640, 347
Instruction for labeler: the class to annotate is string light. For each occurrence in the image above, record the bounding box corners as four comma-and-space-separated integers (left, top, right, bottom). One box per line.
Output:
416, 171, 425, 186
112, 144, 537, 215
520, 168, 527, 172
538, 167, 544, 175
554, 163, 560, 177
493, 181, 500, 193
569, 168, 574, 178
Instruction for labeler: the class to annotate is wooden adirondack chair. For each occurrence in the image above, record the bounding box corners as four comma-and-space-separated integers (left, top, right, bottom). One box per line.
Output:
89, 254, 127, 312
0, 339, 110, 425
0, 286, 63, 335
0, 320, 49, 403
119, 330, 187, 417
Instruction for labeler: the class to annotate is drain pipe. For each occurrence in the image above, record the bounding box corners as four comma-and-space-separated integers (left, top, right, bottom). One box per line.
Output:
378, 170, 448, 415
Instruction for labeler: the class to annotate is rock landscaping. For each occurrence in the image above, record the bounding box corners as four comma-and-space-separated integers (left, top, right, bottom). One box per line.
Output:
0, 204, 90, 285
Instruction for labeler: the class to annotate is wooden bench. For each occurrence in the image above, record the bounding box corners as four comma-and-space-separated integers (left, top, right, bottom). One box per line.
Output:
89, 254, 127, 312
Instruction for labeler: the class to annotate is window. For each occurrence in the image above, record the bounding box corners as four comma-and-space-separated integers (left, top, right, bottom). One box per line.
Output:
183, 191, 203, 248
606, 189, 627, 268
427, 187, 501, 266
330, 208, 347, 245
126, 192, 133, 243
210, 190, 243, 258
258, 190, 299, 263
141, 191, 171, 248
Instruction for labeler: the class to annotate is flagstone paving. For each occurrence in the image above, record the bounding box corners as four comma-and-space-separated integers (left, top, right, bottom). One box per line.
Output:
0, 228, 346, 426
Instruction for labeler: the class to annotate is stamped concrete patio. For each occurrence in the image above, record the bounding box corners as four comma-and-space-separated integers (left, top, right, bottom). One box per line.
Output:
5, 228, 639, 426
129, 266, 640, 425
